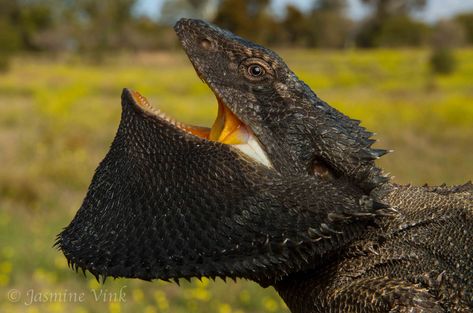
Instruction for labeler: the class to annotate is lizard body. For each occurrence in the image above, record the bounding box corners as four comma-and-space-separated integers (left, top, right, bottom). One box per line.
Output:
57, 19, 472, 312
278, 183, 473, 312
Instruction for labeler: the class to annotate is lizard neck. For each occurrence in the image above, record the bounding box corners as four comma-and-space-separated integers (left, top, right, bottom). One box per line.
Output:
272, 182, 473, 313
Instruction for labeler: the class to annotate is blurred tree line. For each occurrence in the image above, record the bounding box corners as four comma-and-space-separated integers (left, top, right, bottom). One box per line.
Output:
1, 0, 473, 69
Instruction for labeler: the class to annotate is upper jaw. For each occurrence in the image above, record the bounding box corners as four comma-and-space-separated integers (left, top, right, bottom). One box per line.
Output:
172, 20, 273, 168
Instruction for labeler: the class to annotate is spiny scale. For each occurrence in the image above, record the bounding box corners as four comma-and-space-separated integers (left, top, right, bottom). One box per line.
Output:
56, 18, 472, 313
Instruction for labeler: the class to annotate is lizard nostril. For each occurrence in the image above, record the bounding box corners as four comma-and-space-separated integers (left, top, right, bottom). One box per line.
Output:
200, 38, 213, 50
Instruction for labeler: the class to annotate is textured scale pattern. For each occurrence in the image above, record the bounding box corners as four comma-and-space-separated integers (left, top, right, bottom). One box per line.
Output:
57, 19, 473, 313
57, 90, 382, 285
174, 19, 388, 191
276, 183, 473, 312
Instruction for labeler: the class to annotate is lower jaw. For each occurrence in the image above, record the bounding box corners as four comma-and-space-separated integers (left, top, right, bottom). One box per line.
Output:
131, 90, 272, 168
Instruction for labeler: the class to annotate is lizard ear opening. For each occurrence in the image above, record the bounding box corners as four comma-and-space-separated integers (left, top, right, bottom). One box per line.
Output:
311, 157, 338, 180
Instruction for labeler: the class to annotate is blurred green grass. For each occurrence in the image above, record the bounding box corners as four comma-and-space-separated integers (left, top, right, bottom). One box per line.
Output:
0, 49, 472, 313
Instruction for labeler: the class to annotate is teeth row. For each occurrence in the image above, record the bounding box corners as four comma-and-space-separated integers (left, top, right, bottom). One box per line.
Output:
135, 93, 187, 130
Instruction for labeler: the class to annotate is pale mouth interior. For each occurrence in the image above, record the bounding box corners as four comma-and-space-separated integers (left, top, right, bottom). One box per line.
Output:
131, 90, 272, 168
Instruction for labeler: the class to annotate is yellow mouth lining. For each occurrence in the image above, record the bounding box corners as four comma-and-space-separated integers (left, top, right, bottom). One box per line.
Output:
208, 99, 251, 144
130, 90, 272, 167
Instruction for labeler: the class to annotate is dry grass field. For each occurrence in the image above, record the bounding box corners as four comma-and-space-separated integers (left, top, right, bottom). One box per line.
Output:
0, 48, 472, 313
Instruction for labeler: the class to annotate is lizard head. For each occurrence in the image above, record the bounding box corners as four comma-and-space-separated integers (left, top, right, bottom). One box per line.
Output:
175, 18, 389, 190
56, 19, 391, 286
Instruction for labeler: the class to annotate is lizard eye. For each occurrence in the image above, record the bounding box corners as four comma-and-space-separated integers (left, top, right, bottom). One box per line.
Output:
248, 64, 265, 77
240, 58, 273, 82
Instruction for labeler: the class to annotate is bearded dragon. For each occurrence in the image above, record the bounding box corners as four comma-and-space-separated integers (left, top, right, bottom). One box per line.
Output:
57, 19, 472, 312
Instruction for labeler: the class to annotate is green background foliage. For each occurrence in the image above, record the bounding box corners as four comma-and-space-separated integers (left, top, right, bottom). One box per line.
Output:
0, 0, 472, 54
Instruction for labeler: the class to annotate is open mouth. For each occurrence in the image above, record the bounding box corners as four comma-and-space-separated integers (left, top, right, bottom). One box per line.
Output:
130, 90, 272, 168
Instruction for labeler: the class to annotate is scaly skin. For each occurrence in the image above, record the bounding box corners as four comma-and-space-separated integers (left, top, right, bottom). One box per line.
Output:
277, 183, 473, 312
57, 88, 385, 284
57, 19, 472, 312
